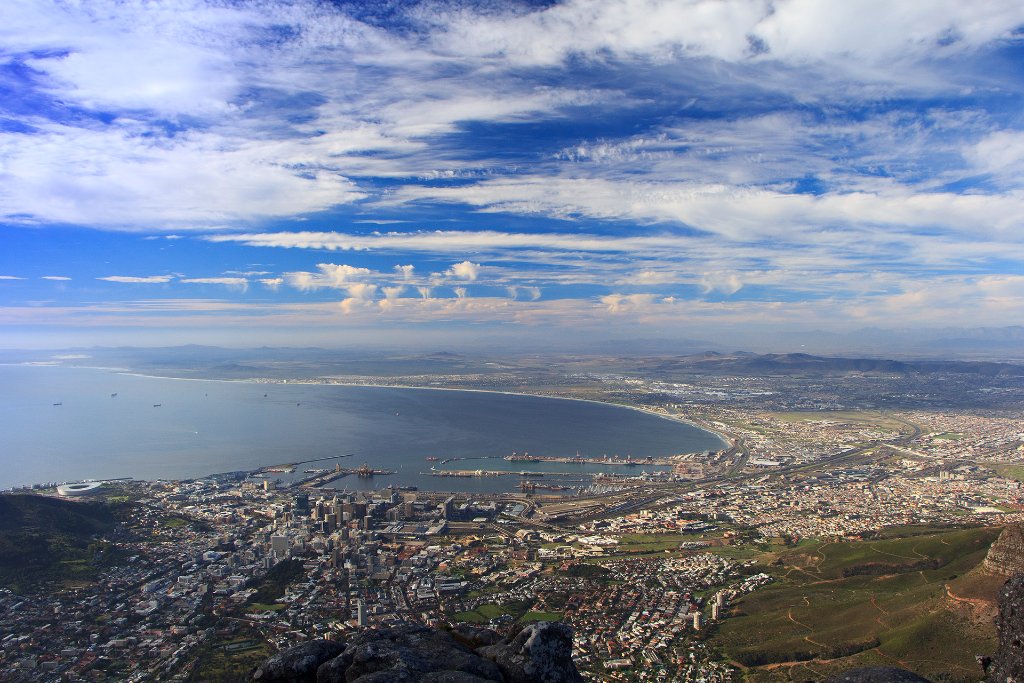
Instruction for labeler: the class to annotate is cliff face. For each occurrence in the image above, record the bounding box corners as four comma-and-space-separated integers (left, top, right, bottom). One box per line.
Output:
252, 621, 582, 683
988, 573, 1024, 683
984, 525, 1024, 576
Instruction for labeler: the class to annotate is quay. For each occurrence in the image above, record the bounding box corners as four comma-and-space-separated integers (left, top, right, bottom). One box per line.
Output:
296, 463, 395, 488
504, 452, 673, 466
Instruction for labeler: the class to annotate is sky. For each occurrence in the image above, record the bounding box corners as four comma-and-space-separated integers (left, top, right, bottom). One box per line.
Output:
2, 0, 1023, 353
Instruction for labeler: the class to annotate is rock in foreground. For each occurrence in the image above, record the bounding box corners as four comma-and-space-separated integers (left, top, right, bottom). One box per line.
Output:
251, 622, 582, 683
988, 573, 1024, 683
252, 639, 347, 682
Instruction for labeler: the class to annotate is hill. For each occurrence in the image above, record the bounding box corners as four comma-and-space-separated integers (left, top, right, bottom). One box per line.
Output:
0, 494, 128, 592
715, 526, 1003, 682
649, 353, 1024, 377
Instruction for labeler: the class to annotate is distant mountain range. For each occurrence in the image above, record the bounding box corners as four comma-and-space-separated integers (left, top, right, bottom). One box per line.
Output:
1, 345, 1020, 379
648, 352, 1024, 377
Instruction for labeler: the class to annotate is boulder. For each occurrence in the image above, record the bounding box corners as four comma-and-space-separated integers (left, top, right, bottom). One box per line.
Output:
315, 624, 503, 683
476, 621, 583, 683
450, 624, 501, 649
252, 639, 347, 682
253, 622, 584, 683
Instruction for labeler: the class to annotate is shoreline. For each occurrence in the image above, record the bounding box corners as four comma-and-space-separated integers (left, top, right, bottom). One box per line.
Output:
106, 368, 730, 451
2, 364, 727, 489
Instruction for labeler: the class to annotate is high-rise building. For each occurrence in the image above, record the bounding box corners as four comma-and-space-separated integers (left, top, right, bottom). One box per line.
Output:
270, 535, 289, 557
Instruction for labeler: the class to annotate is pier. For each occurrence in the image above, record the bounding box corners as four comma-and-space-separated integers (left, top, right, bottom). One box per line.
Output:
297, 463, 395, 488
504, 452, 672, 466
257, 453, 354, 476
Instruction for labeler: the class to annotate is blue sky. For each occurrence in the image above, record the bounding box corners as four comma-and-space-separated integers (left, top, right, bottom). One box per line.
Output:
2, 0, 1023, 351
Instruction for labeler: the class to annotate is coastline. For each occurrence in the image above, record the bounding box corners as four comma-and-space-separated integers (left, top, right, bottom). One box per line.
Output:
2, 363, 725, 490
105, 368, 729, 452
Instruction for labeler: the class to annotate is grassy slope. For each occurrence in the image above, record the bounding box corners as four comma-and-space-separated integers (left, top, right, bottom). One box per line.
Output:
715, 526, 1003, 683
0, 494, 126, 591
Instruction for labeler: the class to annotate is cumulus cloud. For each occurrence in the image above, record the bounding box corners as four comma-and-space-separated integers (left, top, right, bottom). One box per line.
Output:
601, 293, 660, 313
339, 283, 378, 314
259, 277, 284, 290
285, 263, 373, 291
394, 264, 415, 280
446, 260, 481, 281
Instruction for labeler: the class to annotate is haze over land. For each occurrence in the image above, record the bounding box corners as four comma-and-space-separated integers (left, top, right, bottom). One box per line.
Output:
2, 1, 1024, 354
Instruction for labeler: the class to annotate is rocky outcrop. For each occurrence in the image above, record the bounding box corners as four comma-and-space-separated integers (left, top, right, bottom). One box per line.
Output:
476, 621, 582, 683
318, 624, 504, 682
984, 525, 1024, 576
988, 573, 1024, 683
251, 622, 582, 683
252, 639, 347, 682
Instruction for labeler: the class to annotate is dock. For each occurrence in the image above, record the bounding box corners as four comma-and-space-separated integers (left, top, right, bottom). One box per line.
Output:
296, 463, 395, 488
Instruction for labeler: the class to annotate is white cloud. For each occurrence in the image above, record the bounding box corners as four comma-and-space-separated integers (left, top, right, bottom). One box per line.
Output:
394, 264, 415, 280
339, 283, 378, 314
624, 269, 678, 286
41, 275, 71, 281
0, 125, 365, 228
180, 277, 248, 291
435, 0, 1024, 74
98, 275, 173, 283
967, 130, 1024, 188
447, 260, 481, 281
0, 276, 25, 280
453, 287, 468, 299
390, 177, 1024, 240
600, 293, 660, 313
259, 277, 284, 290
507, 286, 542, 300
1, 0, 1020, 235
284, 263, 373, 291
699, 272, 743, 295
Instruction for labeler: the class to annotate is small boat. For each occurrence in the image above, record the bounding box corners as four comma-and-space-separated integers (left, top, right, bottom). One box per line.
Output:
153, 404, 161, 407
426, 456, 439, 462
53, 402, 62, 406
110, 393, 117, 398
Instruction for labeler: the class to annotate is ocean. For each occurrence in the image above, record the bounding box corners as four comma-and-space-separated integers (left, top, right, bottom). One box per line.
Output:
0, 364, 725, 493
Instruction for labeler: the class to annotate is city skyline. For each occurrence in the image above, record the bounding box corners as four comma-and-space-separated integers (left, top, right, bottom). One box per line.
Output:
2, 1, 1024, 351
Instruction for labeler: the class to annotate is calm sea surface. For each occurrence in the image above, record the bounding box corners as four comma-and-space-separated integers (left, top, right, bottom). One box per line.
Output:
0, 365, 725, 493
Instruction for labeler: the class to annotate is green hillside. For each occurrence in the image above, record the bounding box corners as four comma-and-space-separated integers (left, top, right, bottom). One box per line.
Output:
715, 526, 1003, 682
0, 494, 128, 591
